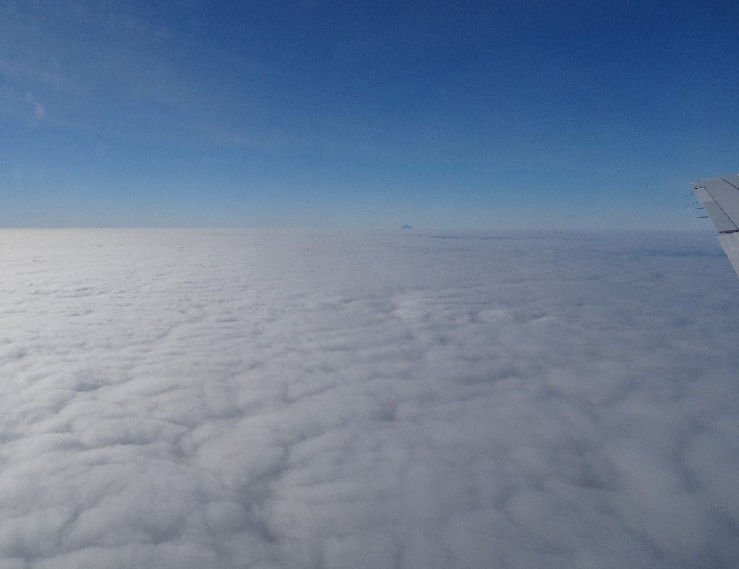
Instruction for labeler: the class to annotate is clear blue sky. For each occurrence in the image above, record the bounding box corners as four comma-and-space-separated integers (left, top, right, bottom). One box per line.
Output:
2, 0, 738, 229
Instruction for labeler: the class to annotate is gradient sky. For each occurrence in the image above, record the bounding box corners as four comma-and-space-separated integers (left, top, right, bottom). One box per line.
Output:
2, 0, 738, 229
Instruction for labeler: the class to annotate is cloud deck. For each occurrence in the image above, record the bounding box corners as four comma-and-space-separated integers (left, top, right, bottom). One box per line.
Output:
0, 229, 737, 568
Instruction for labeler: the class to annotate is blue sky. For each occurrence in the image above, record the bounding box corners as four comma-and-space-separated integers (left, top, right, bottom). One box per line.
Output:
2, 0, 738, 229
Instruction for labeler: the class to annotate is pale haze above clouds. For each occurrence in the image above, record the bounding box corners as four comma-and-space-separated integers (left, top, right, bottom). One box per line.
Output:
0, 229, 738, 568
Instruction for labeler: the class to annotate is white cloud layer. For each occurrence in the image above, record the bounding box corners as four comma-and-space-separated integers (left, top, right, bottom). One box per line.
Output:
0, 228, 737, 568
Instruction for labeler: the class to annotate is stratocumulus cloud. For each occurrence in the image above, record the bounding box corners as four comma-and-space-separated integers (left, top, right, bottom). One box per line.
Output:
0, 228, 737, 569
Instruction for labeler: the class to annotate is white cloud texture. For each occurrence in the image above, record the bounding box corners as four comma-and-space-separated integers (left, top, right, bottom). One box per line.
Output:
0, 228, 738, 568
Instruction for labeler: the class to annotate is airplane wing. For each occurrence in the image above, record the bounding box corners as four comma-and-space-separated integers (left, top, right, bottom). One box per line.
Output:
692, 174, 739, 277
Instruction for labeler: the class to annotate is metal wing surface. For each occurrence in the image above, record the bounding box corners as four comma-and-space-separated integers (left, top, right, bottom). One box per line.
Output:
692, 174, 739, 277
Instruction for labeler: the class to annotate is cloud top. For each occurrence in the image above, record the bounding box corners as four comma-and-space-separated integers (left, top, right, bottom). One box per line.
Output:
0, 229, 737, 568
